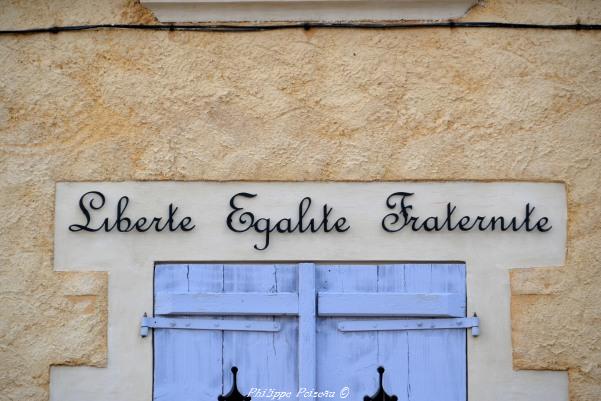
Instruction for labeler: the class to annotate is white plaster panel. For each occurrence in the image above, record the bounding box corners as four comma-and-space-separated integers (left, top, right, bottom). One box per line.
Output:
141, 0, 477, 23
51, 181, 568, 401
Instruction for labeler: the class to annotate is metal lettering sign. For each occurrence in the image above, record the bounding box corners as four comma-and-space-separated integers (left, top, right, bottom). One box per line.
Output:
67, 189, 553, 250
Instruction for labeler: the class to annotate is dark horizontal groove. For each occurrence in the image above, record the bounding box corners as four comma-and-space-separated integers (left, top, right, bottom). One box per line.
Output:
1, 21, 601, 35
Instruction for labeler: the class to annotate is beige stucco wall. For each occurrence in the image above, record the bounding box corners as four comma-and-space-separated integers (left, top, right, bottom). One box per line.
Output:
0, 1, 600, 400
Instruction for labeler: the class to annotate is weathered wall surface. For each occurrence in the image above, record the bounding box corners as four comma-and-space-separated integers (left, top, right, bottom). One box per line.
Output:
0, 0, 600, 400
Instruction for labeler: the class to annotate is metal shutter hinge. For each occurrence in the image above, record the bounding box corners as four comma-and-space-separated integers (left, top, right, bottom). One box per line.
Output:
140, 313, 281, 337
337, 314, 480, 337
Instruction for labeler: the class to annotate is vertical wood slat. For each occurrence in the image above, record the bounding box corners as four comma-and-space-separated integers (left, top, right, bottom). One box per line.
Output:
315, 265, 380, 399
405, 264, 466, 401
221, 264, 298, 396
153, 264, 224, 401
376, 264, 410, 399
298, 263, 316, 391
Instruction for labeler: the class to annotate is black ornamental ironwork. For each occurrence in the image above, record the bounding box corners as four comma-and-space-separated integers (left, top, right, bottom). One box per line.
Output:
363, 367, 398, 401
218, 367, 251, 401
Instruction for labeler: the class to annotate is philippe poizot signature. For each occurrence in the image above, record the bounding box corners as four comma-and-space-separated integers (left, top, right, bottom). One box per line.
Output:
248, 387, 351, 400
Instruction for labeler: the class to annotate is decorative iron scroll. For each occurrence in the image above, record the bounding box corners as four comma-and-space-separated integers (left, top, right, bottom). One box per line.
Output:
363, 367, 398, 401
218, 367, 251, 401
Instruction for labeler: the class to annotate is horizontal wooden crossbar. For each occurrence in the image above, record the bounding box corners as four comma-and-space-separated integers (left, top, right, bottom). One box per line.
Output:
155, 292, 299, 316
318, 292, 465, 317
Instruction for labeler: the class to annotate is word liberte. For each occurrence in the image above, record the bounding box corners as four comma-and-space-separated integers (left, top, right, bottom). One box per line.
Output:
68, 190, 552, 250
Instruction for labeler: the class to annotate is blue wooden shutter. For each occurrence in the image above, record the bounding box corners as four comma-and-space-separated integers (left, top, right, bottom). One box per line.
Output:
315, 264, 466, 401
152, 263, 467, 401
153, 264, 300, 401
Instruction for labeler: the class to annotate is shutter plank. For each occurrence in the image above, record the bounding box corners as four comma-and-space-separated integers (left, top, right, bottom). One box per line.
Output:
317, 292, 464, 317
376, 264, 409, 400
222, 264, 298, 397
405, 264, 466, 401
155, 292, 298, 315
316, 265, 379, 400
298, 263, 316, 391
153, 264, 224, 401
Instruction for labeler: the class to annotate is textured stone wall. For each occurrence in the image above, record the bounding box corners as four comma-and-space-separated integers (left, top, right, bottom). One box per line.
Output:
0, 1, 600, 400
